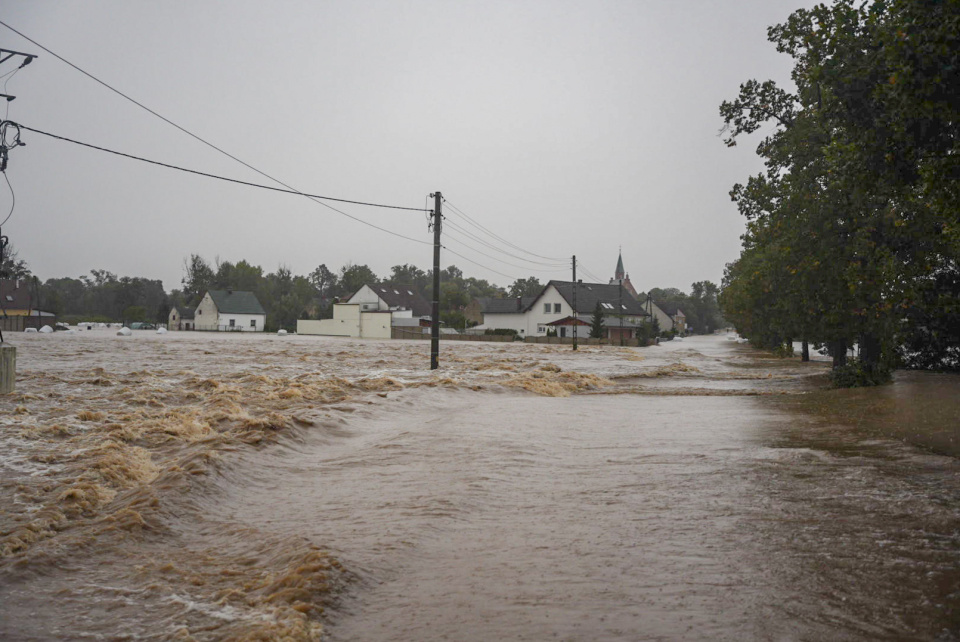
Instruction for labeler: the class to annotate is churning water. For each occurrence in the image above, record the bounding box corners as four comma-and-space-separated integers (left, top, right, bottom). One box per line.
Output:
1, 331, 958, 640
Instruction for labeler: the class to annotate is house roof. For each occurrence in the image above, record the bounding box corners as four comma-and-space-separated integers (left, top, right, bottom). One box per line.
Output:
546, 281, 648, 317
476, 296, 538, 314
172, 306, 196, 320
207, 290, 266, 315
0, 278, 40, 311
653, 300, 686, 318
364, 284, 431, 317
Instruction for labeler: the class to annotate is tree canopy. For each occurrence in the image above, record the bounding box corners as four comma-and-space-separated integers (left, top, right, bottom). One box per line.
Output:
719, 0, 959, 379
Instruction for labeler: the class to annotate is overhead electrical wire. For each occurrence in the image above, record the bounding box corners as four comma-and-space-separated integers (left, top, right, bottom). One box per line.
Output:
443, 217, 568, 269
0, 20, 432, 248
17, 124, 429, 212
440, 244, 520, 281
442, 229, 569, 275
443, 198, 569, 263
0, 20, 615, 287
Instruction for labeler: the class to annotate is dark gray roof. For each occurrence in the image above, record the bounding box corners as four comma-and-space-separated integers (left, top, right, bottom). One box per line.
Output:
207, 290, 266, 315
653, 300, 686, 317
547, 281, 648, 317
365, 284, 431, 317
478, 296, 537, 314
173, 306, 195, 320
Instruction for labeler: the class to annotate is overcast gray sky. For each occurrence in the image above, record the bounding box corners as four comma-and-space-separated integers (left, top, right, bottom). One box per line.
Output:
2, 0, 812, 293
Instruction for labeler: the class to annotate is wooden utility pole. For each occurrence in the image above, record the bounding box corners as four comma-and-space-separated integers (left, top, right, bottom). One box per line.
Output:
572, 255, 577, 351
430, 192, 442, 370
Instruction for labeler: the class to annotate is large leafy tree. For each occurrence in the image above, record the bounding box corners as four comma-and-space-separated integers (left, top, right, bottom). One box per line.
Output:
720, 0, 959, 377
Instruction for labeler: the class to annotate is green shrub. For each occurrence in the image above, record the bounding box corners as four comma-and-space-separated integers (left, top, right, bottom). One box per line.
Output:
829, 358, 893, 388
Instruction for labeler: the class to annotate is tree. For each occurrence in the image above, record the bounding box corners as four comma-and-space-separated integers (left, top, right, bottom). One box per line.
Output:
309, 264, 337, 300
507, 276, 542, 299
0, 242, 30, 279
589, 301, 605, 339
182, 254, 214, 304
337, 263, 378, 298
719, 0, 960, 379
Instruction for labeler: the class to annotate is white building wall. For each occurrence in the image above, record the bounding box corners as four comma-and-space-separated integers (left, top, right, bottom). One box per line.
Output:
347, 285, 385, 311
524, 285, 570, 335
194, 293, 219, 331
297, 304, 390, 339
480, 313, 527, 335
217, 312, 265, 332
360, 311, 392, 339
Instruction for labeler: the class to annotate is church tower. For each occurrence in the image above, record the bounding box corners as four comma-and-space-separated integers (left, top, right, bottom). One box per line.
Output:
610, 249, 639, 300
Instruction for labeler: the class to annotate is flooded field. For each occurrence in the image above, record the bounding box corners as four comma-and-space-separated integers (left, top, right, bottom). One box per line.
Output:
1, 331, 958, 640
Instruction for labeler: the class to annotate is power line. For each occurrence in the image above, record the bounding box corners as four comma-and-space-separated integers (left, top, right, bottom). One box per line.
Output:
578, 262, 606, 283
443, 217, 568, 268
443, 198, 568, 262
441, 245, 520, 281
0, 21, 431, 235
16, 124, 429, 212
442, 229, 568, 275
13, 123, 430, 246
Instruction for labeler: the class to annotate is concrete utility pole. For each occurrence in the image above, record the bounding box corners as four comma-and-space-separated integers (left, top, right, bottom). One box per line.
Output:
430, 192, 442, 370
572, 255, 577, 351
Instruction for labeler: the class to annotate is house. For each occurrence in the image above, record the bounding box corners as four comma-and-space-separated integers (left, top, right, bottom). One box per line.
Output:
473, 280, 650, 339
297, 283, 431, 339
467, 296, 536, 327
346, 284, 431, 320
194, 290, 266, 332
168, 305, 196, 331
639, 297, 677, 333
650, 300, 687, 334
0, 279, 56, 331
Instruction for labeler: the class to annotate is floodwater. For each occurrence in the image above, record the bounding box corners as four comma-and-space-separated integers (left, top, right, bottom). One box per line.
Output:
0, 331, 958, 640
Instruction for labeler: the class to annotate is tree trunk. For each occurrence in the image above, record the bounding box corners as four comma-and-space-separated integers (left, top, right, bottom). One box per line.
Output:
860, 333, 883, 374
831, 339, 847, 368
801, 340, 810, 362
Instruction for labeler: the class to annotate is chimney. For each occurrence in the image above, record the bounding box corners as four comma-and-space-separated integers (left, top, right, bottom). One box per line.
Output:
516, 296, 522, 311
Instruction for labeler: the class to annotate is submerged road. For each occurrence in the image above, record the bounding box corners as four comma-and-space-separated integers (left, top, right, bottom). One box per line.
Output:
1, 334, 958, 640
216, 337, 960, 641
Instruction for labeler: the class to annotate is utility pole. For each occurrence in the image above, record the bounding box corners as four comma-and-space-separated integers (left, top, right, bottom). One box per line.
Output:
0, 48, 37, 394
619, 280, 624, 346
430, 192, 442, 370
572, 255, 577, 351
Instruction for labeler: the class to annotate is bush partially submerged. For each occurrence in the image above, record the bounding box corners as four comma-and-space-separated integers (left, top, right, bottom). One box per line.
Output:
829, 358, 892, 388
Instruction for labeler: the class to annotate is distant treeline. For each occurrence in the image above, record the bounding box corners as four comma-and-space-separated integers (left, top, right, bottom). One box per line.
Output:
4, 246, 724, 333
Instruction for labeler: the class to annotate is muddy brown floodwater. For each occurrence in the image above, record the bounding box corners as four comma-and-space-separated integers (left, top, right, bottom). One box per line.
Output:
1, 331, 958, 640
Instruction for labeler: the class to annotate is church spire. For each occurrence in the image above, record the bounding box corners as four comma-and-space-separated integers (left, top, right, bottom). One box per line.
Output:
615, 248, 625, 280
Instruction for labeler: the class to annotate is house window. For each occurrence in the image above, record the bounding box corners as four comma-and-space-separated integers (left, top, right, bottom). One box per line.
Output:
537, 325, 546, 334
554, 303, 561, 313
543, 303, 550, 313
229, 319, 236, 327
198, 310, 202, 315
250, 319, 257, 328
